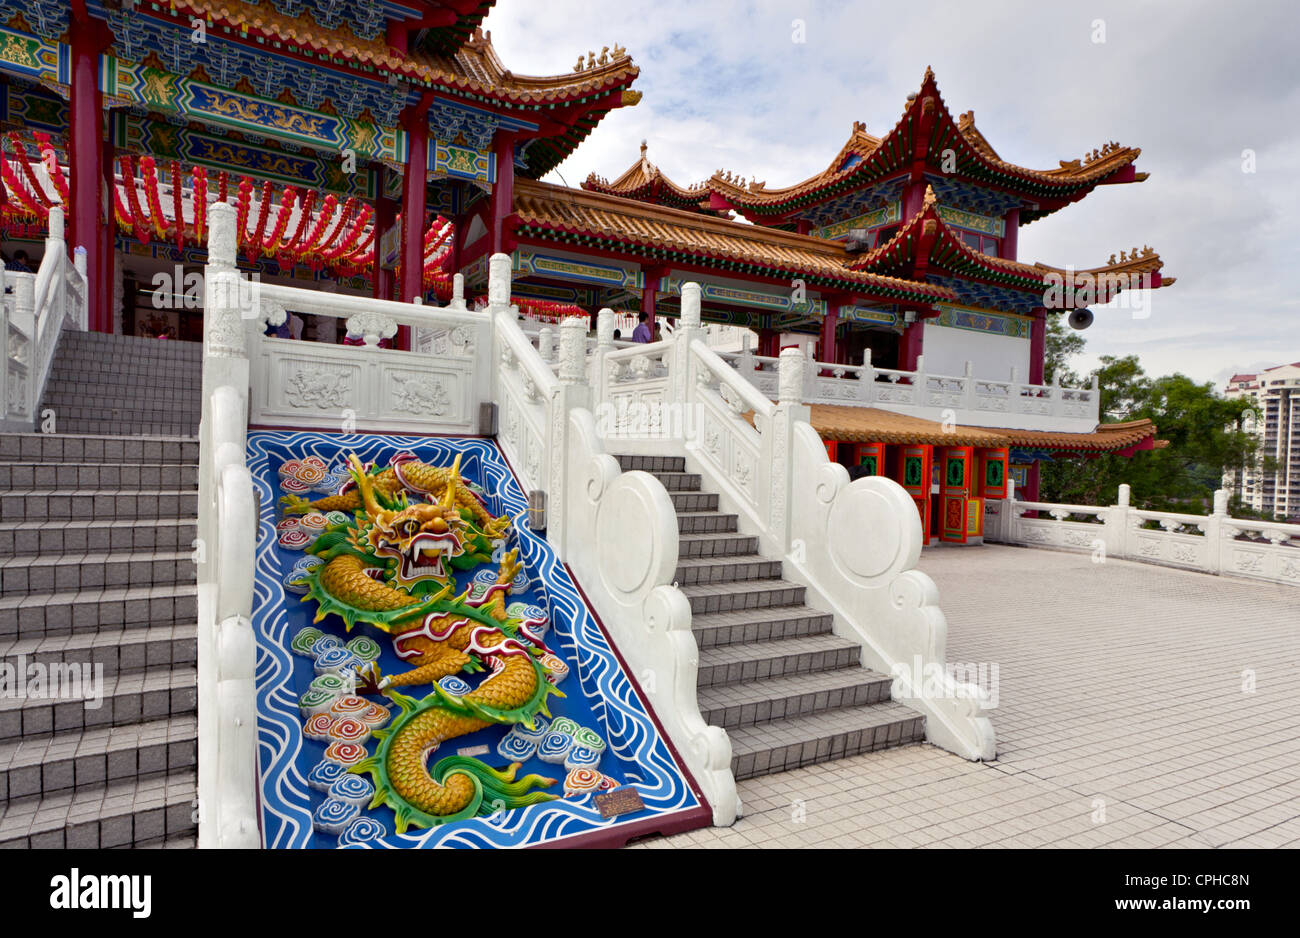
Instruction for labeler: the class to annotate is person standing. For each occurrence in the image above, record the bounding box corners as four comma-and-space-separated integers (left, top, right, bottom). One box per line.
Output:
632, 311, 652, 343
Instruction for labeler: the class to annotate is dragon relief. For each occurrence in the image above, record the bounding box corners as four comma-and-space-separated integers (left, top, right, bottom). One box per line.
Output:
284, 452, 565, 833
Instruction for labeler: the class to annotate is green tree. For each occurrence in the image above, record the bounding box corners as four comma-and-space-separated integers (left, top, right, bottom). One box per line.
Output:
1040, 354, 1260, 510
1043, 314, 1085, 386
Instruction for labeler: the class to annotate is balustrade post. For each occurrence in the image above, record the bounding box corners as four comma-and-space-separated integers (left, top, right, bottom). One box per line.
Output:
671, 282, 704, 443
549, 316, 591, 558
860, 347, 875, 402
1206, 488, 1229, 574
592, 308, 615, 414
538, 326, 554, 363
488, 252, 512, 313
449, 273, 467, 311
962, 360, 976, 413
1113, 483, 1132, 559
766, 347, 811, 554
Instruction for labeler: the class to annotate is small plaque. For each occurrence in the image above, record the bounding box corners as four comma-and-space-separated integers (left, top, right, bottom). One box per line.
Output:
594, 786, 644, 819
457, 744, 489, 758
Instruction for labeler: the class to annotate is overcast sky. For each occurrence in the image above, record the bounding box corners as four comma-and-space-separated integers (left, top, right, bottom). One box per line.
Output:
484, 0, 1299, 387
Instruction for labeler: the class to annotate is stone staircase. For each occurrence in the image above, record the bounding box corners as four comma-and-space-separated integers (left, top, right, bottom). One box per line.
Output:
617, 454, 925, 781
40, 331, 202, 437
0, 332, 201, 848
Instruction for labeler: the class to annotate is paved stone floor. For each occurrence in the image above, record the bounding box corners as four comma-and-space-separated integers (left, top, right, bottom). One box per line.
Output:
631, 545, 1300, 848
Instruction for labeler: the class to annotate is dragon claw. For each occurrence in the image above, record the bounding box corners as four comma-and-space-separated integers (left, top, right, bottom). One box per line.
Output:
355, 662, 386, 696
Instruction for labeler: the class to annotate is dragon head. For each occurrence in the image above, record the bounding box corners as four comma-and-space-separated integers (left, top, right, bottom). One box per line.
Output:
349, 453, 469, 589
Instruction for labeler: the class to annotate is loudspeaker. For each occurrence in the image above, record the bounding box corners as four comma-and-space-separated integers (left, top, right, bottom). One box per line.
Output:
1068, 308, 1094, 330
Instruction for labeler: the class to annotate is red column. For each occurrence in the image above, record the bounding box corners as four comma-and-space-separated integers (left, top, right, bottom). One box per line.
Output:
819, 308, 838, 366
1025, 460, 1041, 502
490, 133, 515, 255
1029, 308, 1046, 384
902, 181, 927, 222
397, 106, 429, 351
70, 5, 108, 332
448, 211, 463, 277
642, 283, 656, 331
101, 133, 115, 333
758, 327, 777, 357
372, 164, 396, 303
900, 318, 925, 371
1001, 207, 1019, 261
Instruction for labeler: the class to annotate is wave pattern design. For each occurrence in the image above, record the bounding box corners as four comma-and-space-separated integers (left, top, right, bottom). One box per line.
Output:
246, 430, 701, 848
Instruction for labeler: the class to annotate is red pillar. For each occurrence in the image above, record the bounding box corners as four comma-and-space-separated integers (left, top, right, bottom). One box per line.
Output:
490, 133, 515, 256
819, 308, 839, 365
373, 164, 397, 303
902, 180, 927, 222
1029, 308, 1046, 384
397, 105, 429, 350
642, 283, 656, 331
1025, 460, 1041, 502
101, 133, 115, 333
900, 318, 925, 371
759, 327, 777, 357
1001, 207, 1019, 261
70, 4, 109, 332
448, 211, 463, 277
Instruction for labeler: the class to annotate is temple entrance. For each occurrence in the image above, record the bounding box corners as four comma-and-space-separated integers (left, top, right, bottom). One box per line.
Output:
843, 326, 901, 369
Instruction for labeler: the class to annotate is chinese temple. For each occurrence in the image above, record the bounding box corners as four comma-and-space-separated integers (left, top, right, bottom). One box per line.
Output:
0, 2, 1171, 546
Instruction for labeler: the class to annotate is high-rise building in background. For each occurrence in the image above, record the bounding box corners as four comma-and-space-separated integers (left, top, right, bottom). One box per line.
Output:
1225, 363, 1300, 519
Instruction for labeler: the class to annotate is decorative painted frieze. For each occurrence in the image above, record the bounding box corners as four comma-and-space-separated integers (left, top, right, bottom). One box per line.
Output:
933, 303, 1032, 339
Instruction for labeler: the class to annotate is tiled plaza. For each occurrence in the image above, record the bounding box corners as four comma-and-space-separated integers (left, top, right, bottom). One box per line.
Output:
633, 545, 1300, 848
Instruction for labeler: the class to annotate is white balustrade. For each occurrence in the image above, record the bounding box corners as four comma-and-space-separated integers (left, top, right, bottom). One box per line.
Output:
242, 268, 491, 432
1, 207, 88, 431
986, 484, 1300, 585
728, 345, 1099, 431
197, 201, 262, 848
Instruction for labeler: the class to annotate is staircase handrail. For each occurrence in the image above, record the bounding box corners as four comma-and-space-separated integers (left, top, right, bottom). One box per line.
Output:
196, 202, 262, 848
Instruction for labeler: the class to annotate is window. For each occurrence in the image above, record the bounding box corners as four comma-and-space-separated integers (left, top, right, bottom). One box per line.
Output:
958, 230, 1000, 255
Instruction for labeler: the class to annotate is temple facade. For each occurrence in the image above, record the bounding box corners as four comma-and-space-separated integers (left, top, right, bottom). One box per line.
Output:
1, 2, 1172, 545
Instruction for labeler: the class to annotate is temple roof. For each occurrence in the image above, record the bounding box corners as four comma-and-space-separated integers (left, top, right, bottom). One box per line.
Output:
116, 3, 640, 118
806, 405, 1163, 453
697, 69, 1145, 224
848, 186, 1174, 300
582, 142, 720, 215
409, 31, 641, 110
155, 0, 489, 72
511, 180, 955, 303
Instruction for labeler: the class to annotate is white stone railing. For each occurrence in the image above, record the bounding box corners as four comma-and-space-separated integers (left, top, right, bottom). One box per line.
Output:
1, 207, 87, 432
985, 485, 1300, 586
245, 273, 492, 434
492, 303, 560, 497
586, 286, 996, 765
723, 347, 1100, 432
197, 201, 263, 848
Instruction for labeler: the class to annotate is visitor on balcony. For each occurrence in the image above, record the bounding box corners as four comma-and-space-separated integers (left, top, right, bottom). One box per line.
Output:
632, 311, 652, 343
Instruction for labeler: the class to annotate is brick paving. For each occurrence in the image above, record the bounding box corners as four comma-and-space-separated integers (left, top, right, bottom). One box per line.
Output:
631, 545, 1300, 848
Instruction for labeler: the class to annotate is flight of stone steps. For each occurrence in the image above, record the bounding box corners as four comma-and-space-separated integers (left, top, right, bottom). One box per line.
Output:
616, 454, 925, 781
0, 332, 201, 848
40, 331, 202, 437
